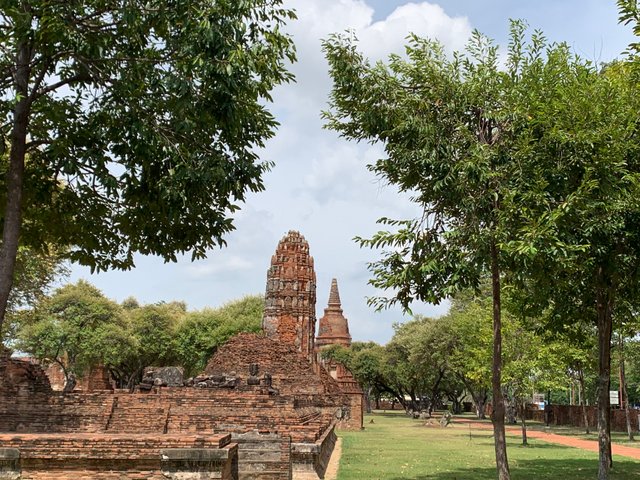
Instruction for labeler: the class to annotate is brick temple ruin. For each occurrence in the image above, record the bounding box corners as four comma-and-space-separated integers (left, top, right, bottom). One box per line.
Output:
0, 230, 363, 480
315, 279, 361, 396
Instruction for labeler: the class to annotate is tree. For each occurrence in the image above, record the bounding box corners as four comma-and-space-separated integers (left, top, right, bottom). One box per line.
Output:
16, 279, 125, 390
447, 293, 494, 420
115, 302, 184, 387
323, 25, 536, 479
324, 22, 640, 479
2, 245, 68, 344
174, 294, 263, 377
0, 0, 297, 333
504, 54, 640, 478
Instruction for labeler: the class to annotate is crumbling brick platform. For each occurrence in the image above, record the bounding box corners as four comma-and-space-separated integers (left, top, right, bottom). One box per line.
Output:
0, 433, 237, 479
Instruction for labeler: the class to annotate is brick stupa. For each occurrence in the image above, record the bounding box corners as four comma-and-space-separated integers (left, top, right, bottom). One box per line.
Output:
315, 279, 362, 396
262, 230, 317, 364
316, 278, 352, 350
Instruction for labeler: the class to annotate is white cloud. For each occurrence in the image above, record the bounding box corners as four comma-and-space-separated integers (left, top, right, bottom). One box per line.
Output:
360, 2, 471, 58
185, 256, 254, 278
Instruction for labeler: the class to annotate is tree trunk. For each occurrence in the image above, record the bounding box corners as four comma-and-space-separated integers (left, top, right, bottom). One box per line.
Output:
490, 239, 510, 480
596, 287, 613, 480
472, 391, 487, 419
619, 335, 634, 441
578, 368, 590, 434
519, 401, 528, 446
364, 386, 373, 414
0, 38, 32, 333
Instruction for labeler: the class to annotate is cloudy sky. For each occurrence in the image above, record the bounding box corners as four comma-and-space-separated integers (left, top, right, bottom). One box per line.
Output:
69, 1, 636, 344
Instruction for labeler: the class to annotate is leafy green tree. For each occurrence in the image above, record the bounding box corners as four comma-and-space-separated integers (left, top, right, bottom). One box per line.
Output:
174, 294, 263, 377
0, 0, 296, 334
402, 315, 457, 415
323, 24, 549, 479
102, 301, 188, 388
504, 54, 640, 477
447, 295, 493, 420
16, 279, 125, 390
324, 22, 640, 479
2, 246, 68, 344
625, 338, 640, 405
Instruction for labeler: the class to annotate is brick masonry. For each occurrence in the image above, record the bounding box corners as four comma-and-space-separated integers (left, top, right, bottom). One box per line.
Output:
263, 231, 317, 364
1, 229, 366, 478
0, 350, 336, 479
314, 279, 364, 431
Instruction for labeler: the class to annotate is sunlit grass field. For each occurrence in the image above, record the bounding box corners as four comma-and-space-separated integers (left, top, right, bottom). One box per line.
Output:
336, 411, 640, 479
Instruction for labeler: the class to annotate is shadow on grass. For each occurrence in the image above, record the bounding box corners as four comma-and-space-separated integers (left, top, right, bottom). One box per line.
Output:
386, 457, 640, 480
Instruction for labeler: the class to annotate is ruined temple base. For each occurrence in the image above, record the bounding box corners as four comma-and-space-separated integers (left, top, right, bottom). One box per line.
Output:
0, 433, 238, 480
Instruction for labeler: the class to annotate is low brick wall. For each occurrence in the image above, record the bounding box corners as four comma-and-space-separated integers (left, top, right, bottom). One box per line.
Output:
233, 431, 291, 480
1, 352, 339, 480
0, 433, 238, 480
291, 422, 337, 480
526, 405, 640, 433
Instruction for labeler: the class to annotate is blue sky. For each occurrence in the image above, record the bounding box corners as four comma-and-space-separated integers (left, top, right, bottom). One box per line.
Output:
69, 1, 637, 344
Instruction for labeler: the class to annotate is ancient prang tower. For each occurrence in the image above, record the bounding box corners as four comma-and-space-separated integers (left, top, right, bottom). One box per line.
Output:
263, 231, 317, 364
316, 278, 352, 350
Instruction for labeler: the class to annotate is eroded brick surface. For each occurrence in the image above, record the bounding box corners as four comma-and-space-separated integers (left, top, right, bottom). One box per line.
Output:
263, 231, 316, 363
204, 333, 342, 396
314, 279, 364, 430
1, 230, 367, 478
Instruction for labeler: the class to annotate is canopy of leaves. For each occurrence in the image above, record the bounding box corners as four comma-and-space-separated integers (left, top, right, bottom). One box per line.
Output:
174, 294, 263, 377
0, 0, 296, 271
16, 279, 126, 378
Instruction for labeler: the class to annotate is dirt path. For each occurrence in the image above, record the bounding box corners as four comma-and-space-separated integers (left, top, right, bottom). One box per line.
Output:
324, 437, 342, 480
455, 418, 640, 460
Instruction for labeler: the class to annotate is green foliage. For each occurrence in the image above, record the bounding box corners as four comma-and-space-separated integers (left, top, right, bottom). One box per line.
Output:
16, 280, 264, 386
323, 27, 523, 309
0, 0, 297, 271
446, 294, 493, 412
174, 294, 263, 377
16, 280, 125, 381
625, 339, 640, 404
2, 246, 68, 343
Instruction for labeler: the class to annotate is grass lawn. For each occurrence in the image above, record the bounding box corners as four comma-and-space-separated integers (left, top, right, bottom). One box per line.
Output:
336, 411, 640, 479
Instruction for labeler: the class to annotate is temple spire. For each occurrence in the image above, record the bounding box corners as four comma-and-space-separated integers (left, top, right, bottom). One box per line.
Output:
262, 231, 317, 363
315, 278, 351, 348
328, 278, 341, 306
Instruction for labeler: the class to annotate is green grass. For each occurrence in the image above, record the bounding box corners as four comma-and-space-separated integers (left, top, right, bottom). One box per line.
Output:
336, 411, 640, 479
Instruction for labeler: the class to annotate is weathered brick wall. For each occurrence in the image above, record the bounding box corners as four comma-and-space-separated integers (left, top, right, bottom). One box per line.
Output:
0, 433, 237, 480
43, 363, 66, 391
526, 405, 640, 432
1, 348, 340, 480
233, 431, 292, 480
291, 422, 337, 480
263, 231, 317, 363
205, 333, 343, 396
0, 351, 53, 432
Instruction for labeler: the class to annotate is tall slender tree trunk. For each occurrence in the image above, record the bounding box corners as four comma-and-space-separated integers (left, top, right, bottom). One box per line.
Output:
596, 287, 613, 480
578, 368, 590, 434
0, 37, 31, 334
364, 386, 372, 414
618, 335, 634, 441
519, 400, 528, 446
490, 239, 510, 480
